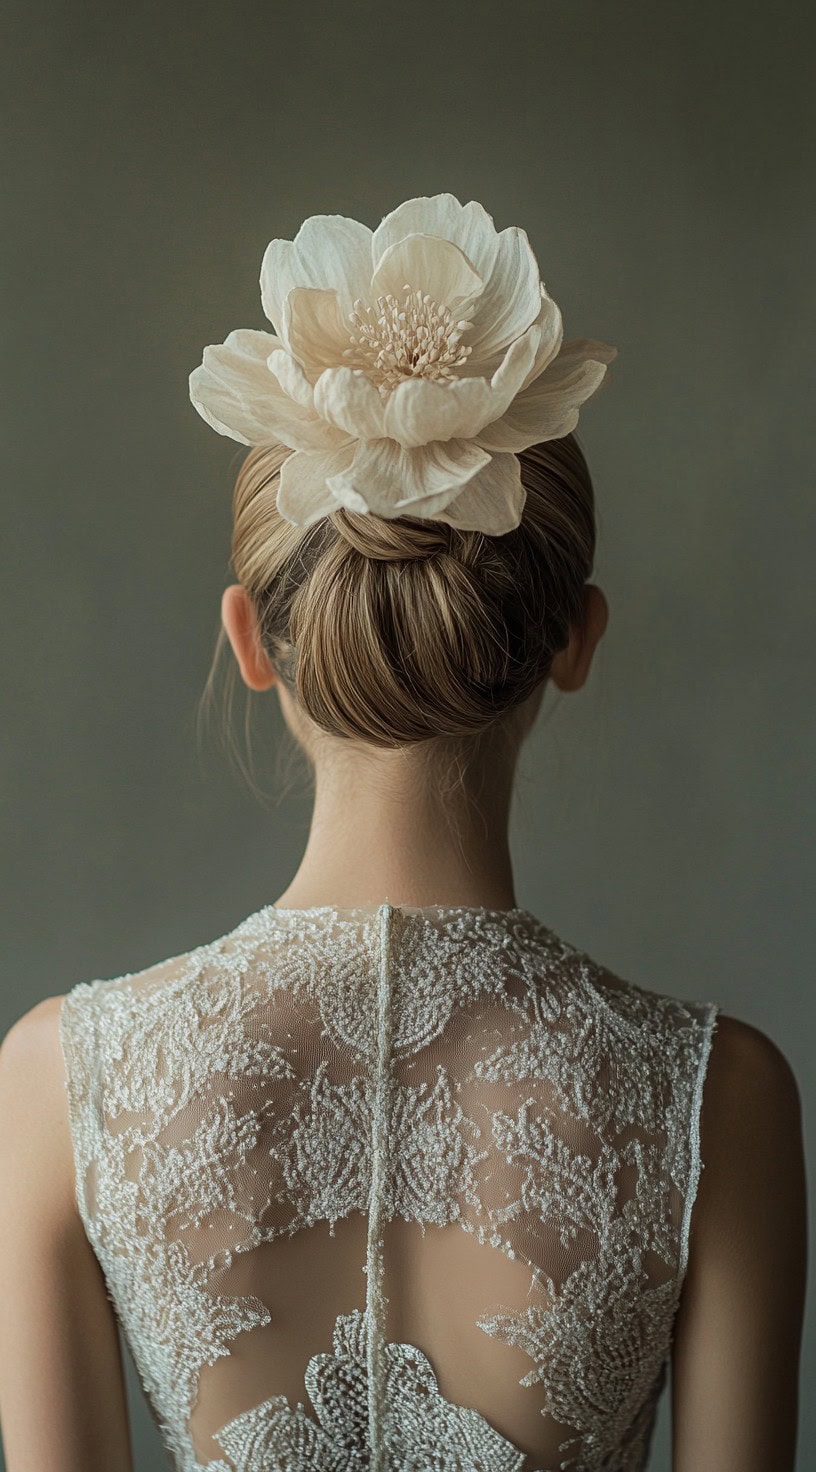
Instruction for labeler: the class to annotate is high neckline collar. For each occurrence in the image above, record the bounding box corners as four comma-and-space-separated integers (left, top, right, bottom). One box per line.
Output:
265, 901, 536, 921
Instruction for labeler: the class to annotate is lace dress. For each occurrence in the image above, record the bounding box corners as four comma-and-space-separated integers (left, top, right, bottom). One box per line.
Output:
59, 903, 719, 1471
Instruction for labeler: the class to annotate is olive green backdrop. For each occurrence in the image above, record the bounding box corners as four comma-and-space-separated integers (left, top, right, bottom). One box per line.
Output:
1, 0, 814, 1466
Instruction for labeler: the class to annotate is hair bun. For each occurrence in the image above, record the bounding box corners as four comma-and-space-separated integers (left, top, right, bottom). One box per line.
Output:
223, 433, 596, 748
330, 509, 451, 563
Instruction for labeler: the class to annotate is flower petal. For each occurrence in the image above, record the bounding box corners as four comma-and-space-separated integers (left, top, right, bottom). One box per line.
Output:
371, 193, 500, 286
282, 287, 353, 377
369, 234, 484, 314
382, 377, 490, 448
277, 444, 357, 525
313, 367, 387, 440
519, 289, 564, 389
474, 339, 618, 454
463, 226, 543, 364
189, 328, 345, 451
381, 320, 542, 448
266, 347, 318, 409
326, 437, 490, 518
434, 452, 525, 534
444, 283, 562, 385
484, 319, 543, 415
260, 215, 373, 333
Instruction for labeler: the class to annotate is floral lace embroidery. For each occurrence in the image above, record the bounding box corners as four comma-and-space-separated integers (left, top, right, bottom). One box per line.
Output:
213, 1308, 526, 1472
59, 903, 719, 1471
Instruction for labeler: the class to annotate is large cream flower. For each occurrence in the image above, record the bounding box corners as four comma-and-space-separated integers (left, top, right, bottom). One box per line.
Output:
189, 193, 617, 535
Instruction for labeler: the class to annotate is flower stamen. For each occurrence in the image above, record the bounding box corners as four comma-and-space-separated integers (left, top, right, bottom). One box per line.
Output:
343, 284, 473, 391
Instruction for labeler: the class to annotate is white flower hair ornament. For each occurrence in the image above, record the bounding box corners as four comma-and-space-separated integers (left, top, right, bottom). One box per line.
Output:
189, 193, 617, 536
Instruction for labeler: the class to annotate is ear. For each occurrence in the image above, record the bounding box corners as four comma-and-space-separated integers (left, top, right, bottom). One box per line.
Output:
221, 584, 278, 692
549, 583, 608, 693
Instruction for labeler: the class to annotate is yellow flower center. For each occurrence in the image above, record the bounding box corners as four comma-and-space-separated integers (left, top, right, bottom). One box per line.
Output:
343, 284, 473, 391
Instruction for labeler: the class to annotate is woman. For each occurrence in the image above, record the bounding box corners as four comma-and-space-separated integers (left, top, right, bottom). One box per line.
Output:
0, 194, 807, 1471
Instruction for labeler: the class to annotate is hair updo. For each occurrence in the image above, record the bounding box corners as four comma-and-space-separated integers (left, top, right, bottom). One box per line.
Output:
223, 434, 596, 750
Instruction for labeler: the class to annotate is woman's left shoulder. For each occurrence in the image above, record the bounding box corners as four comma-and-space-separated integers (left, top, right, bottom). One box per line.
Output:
0, 993, 68, 1093
0, 995, 77, 1221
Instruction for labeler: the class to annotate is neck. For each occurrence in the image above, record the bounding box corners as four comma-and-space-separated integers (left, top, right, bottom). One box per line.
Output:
273, 739, 519, 913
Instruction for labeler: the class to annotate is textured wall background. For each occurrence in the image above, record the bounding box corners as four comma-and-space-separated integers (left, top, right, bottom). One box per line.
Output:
1, 0, 813, 1465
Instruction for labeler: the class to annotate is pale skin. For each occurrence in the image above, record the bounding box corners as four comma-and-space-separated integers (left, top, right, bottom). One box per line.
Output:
0, 580, 807, 1470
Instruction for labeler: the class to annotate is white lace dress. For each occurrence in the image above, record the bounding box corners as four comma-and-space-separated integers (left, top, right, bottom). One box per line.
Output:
59, 903, 719, 1471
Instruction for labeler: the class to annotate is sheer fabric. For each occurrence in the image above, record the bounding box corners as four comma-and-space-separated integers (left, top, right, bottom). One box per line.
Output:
59, 903, 719, 1471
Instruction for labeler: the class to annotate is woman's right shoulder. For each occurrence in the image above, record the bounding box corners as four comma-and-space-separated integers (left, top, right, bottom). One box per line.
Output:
671, 1011, 807, 1471
692, 1010, 804, 1256
698, 1012, 803, 1173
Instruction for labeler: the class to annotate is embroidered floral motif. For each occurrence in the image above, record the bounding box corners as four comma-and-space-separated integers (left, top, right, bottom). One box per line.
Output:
59, 903, 718, 1471
214, 1308, 525, 1471
478, 1248, 677, 1466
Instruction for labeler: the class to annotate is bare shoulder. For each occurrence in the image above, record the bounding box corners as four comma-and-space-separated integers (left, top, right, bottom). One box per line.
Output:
0, 995, 76, 1216
691, 1009, 805, 1255
0, 994, 68, 1097
0, 997, 136, 1470
1, 992, 65, 1049
671, 1010, 807, 1471
704, 1010, 801, 1105
695, 1018, 801, 1154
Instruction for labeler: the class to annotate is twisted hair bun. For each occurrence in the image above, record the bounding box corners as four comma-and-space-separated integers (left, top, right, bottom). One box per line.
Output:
227, 435, 596, 748
331, 514, 450, 563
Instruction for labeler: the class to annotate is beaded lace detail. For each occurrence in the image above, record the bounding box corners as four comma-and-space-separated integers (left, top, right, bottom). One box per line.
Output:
59, 903, 718, 1471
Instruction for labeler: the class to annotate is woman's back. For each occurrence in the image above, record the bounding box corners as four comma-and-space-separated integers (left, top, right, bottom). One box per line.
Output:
0, 193, 807, 1470
59, 901, 720, 1471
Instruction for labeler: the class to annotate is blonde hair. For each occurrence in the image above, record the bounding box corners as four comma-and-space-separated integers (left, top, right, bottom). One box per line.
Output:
204, 433, 596, 758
